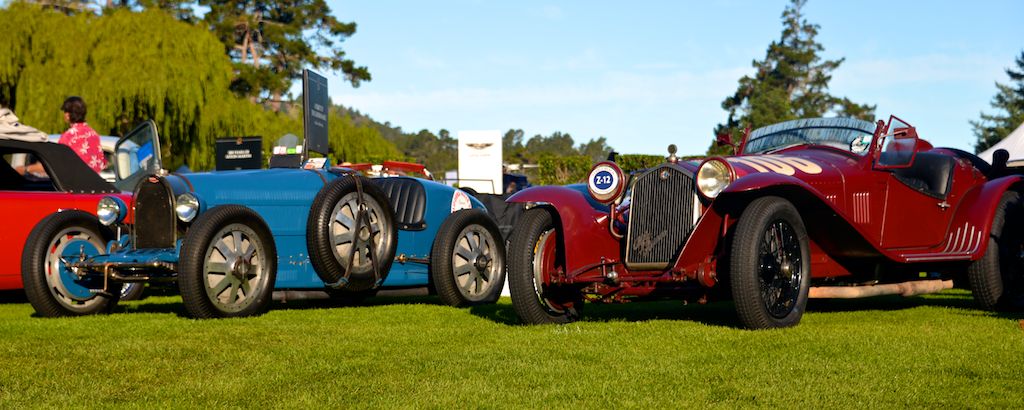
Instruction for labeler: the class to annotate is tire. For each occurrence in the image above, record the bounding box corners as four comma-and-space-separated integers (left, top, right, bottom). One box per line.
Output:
967, 191, 1024, 310
729, 196, 811, 329
507, 208, 581, 324
178, 206, 277, 318
119, 282, 146, 301
307, 176, 397, 292
430, 209, 506, 307
21, 210, 119, 317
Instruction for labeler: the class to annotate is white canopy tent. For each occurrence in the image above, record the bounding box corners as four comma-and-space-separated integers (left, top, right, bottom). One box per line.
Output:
978, 122, 1024, 164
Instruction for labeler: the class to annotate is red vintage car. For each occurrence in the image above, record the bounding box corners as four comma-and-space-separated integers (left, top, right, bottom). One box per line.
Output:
505, 116, 1024, 329
0, 122, 157, 307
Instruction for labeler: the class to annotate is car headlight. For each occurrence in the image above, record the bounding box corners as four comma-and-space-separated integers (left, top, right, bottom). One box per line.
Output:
175, 193, 200, 222
97, 196, 127, 226
696, 159, 733, 199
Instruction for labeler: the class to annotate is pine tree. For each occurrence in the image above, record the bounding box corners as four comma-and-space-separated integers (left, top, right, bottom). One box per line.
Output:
971, 51, 1024, 153
200, 0, 371, 110
709, 0, 874, 155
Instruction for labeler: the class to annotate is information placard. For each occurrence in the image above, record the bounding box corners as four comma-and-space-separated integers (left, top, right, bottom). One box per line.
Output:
302, 69, 329, 158
215, 137, 263, 170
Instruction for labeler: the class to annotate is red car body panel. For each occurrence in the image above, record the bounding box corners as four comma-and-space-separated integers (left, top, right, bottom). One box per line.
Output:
0, 192, 132, 290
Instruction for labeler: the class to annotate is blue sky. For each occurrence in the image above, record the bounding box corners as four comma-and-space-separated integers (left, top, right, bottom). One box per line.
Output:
325, 0, 1024, 156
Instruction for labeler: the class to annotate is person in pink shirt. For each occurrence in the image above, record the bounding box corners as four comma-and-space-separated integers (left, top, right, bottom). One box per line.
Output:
58, 96, 107, 173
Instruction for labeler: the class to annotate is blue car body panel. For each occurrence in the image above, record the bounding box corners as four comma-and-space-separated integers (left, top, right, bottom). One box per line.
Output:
94, 167, 484, 290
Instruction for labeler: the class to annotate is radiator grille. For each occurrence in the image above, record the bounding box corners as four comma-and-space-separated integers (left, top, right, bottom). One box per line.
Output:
625, 165, 696, 270
133, 176, 176, 249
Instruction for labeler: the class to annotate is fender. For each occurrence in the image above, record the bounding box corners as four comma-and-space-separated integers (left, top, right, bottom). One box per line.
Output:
718, 172, 885, 260
506, 186, 621, 275
945, 175, 1024, 260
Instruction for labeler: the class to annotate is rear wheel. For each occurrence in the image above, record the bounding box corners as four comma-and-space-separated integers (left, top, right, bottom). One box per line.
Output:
21, 210, 119, 317
968, 191, 1024, 310
431, 209, 506, 307
508, 208, 581, 324
178, 206, 276, 318
729, 196, 811, 329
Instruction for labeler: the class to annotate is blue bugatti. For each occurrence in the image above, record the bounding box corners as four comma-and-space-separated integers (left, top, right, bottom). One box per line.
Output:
22, 120, 506, 318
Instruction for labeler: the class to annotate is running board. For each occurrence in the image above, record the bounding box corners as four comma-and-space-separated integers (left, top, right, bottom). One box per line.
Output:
808, 279, 953, 299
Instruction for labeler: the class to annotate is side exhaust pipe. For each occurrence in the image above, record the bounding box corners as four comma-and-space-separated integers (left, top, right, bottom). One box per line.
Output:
808, 279, 953, 299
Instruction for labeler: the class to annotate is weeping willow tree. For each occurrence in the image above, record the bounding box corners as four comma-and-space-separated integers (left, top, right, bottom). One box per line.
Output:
0, 3, 399, 170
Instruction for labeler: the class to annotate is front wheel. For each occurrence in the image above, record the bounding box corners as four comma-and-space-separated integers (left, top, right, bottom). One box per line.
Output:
507, 208, 581, 324
21, 210, 119, 317
968, 191, 1024, 310
178, 206, 277, 319
431, 209, 506, 307
729, 196, 811, 329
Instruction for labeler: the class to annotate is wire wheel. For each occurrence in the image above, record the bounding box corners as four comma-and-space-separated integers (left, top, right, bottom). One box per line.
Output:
730, 196, 810, 329
757, 220, 804, 319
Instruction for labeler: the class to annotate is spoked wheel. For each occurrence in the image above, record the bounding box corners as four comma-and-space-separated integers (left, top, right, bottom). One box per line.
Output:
729, 196, 810, 329
22, 210, 119, 317
968, 191, 1024, 310
308, 176, 397, 292
179, 206, 277, 318
120, 283, 146, 301
431, 209, 506, 307
508, 208, 581, 324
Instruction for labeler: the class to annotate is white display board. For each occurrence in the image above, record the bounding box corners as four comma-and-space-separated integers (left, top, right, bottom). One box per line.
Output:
457, 130, 503, 194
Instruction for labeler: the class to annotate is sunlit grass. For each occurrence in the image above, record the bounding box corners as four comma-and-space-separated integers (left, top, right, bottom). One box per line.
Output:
0, 289, 1021, 408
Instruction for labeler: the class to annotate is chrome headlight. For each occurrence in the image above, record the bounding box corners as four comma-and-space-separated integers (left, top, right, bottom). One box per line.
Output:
696, 159, 733, 199
97, 196, 126, 226
174, 193, 200, 222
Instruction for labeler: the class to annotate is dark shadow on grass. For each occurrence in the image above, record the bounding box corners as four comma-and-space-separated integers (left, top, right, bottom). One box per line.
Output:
469, 291, 1024, 328
0, 290, 28, 304
469, 299, 743, 328
115, 292, 450, 318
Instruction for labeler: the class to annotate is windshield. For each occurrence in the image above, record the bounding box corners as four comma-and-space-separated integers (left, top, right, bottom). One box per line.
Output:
744, 118, 877, 155
113, 121, 161, 191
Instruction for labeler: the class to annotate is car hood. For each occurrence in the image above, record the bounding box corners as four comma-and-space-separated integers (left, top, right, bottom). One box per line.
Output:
723, 148, 863, 184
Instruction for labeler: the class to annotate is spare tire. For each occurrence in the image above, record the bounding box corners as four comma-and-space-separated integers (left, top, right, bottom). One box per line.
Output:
307, 176, 397, 291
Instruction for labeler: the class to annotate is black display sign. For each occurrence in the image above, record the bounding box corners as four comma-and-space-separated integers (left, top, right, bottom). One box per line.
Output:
215, 137, 263, 171
303, 69, 329, 158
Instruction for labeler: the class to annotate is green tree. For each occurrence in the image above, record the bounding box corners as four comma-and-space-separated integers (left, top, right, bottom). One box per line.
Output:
577, 136, 611, 163
200, 0, 371, 109
971, 51, 1024, 153
0, 4, 397, 170
710, 0, 874, 155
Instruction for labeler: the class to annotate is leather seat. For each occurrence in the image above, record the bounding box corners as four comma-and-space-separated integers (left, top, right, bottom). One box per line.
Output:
373, 177, 427, 230
892, 152, 954, 198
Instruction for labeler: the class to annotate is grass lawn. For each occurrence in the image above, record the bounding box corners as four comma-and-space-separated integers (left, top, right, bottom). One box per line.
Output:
0, 289, 1021, 408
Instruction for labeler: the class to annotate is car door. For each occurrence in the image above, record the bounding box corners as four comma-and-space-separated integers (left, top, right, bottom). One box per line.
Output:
876, 118, 957, 249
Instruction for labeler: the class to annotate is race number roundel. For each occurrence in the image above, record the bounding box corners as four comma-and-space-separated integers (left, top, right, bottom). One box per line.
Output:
451, 190, 473, 213
587, 161, 624, 203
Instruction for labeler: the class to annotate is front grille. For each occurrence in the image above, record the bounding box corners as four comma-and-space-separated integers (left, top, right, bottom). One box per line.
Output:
133, 176, 176, 249
625, 165, 696, 270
